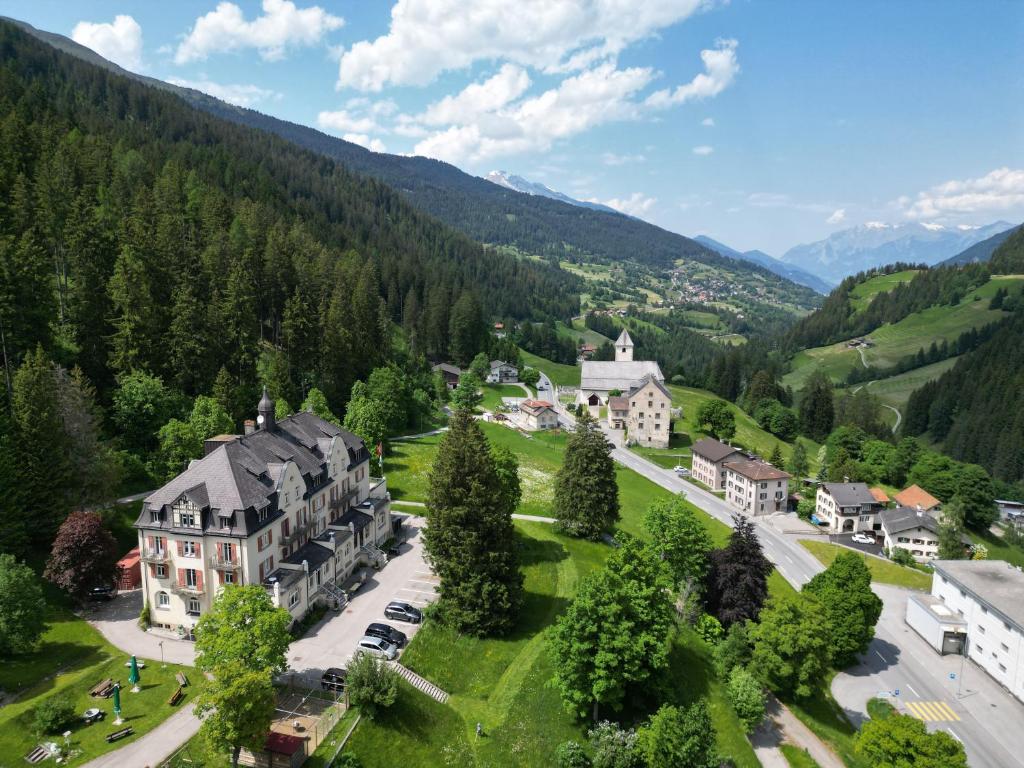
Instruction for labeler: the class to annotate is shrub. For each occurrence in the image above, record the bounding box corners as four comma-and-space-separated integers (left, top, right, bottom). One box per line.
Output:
139, 599, 151, 630
34, 698, 75, 735
695, 613, 723, 644
346, 652, 398, 719
890, 547, 915, 567
556, 740, 591, 768
727, 666, 767, 732
334, 755, 363, 768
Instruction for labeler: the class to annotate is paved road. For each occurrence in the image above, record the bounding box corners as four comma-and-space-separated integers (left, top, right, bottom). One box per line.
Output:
78, 702, 200, 768
86, 592, 197, 666
547, 395, 1024, 768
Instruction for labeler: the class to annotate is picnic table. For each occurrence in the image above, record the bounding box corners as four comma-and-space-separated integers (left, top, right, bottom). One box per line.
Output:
83, 708, 105, 724
89, 678, 116, 698
105, 727, 134, 743
175, 671, 189, 687
168, 686, 184, 706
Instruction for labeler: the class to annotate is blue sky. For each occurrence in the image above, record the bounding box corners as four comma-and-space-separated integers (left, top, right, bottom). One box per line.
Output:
6, 0, 1024, 254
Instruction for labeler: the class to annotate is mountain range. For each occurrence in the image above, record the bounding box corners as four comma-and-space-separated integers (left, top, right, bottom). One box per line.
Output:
780, 221, 1015, 284
693, 236, 833, 294
483, 170, 619, 215
938, 224, 1021, 267
4, 16, 821, 311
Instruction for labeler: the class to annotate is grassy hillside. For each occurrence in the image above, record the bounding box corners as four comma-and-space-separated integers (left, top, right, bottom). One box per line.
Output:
848, 269, 920, 311
784, 275, 1023, 390
519, 349, 581, 387
858, 357, 959, 412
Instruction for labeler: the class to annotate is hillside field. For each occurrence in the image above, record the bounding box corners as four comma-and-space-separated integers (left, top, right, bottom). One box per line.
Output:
848, 269, 920, 311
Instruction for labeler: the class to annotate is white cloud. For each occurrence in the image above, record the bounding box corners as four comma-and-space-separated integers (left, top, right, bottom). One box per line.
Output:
645, 39, 739, 109
826, 208, 846, 225
167, 78, 280, 107
864, 221, 890, 229
318, 110, 380, 134
601, 152, 646, 166
419, 65, 532, 126
343, 133, 387, 152
72, 15, 143, 71
692, 145, 714, 156
902, 167, 1024, 220
175, 0, 344, 64
701, 117, 715, 127
587, 192, 657, 217
412, 62, 655, 163
747, 192, 834, 214
921, 222, 946, 231
337, 0, 708, 92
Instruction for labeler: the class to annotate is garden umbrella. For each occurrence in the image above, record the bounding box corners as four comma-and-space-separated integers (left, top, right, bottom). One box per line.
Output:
128, 656, 141, 692
112, 683, 123, 725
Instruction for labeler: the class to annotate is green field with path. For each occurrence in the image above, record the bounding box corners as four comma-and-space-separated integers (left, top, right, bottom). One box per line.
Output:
848, 269, 920, 311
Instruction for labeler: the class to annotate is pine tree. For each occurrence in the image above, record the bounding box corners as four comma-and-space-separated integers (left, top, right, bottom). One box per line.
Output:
107, 244, 158, 376
706, 516, 772, 627
799, 371, 835, 442
788, 441, 809, 478
769, 443, 784, 468
448, 291, 486, 367
554, 411, 620, 539
424, 410, 523, 635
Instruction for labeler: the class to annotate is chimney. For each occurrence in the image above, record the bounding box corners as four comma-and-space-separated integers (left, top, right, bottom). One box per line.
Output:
244, 420, 256, 436
349, 522, 355, 534
302, 560, 309, 574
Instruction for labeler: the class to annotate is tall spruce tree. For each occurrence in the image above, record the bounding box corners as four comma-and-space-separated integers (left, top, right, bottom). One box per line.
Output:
799, 370, 835, 442
554, 411, 620, 539
424, 410, 523, 635
788, 441, 809, 478
705, 516, 772, 627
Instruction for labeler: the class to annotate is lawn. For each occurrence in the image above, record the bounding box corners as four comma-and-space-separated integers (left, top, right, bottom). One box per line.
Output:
799, 540, 931, 591
966, 527, 1024, 568
784, 675, 866, 768
667, 385, 823, 472
479, 383, 527, 412
519, 349, 581, 387
384, 433, 444, 502
780, 744, 823, 768
0, 605, 198, 767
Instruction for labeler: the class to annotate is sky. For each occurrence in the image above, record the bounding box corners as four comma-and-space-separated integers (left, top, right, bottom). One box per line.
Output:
5, 0, 1024, 255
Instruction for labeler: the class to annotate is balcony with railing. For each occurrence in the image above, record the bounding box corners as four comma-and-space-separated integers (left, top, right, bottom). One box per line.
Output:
140, 546, 169, 564
170, 578, 204, 596
208, 552, 240, 571
329, 488, 360, 512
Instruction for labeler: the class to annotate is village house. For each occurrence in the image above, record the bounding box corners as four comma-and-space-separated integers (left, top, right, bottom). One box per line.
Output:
997, 499, 1024, 528
578, 343, 597, 360
915, 560, 1024, 703
485, 360, 519, 384
625, 375, 672, 448
432, 363, 461, 390
879, 506, 942, 561
578, 329, 663, 409
690, 437, 743, 491
723, 459, 790, 515
815, 482, 889, 534
894, 484, 942, 515
520, 400, 559, 430
134, 390, 392, 637
608, 395, 629, 429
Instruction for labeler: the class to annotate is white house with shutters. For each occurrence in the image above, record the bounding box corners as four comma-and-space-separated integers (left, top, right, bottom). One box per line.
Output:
135, 390, 392, 637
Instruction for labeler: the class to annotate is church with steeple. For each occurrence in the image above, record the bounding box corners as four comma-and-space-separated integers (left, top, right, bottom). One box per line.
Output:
577, 328, 665, 409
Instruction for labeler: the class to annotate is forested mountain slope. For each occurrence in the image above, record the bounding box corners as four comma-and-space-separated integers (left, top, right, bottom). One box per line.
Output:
0, 20, 577, 413
939, 224, 1021, 267
5, 17, 818, 308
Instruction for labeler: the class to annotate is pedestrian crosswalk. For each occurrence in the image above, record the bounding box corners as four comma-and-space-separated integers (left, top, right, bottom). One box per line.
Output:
905, 700, 961, 721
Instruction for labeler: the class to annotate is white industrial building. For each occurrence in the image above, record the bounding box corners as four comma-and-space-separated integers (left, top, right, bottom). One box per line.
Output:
907, 560, 1024, 703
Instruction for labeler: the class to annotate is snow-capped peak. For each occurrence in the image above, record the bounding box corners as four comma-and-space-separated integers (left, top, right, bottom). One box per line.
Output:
864, 221, 890, 230
921, 222, 946, 231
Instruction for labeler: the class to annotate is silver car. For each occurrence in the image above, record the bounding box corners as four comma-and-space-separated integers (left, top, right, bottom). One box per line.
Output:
357, 635, 399, 660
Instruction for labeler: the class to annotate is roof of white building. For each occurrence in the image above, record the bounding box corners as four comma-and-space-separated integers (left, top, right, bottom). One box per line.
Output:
933, 560, 1024, 631
880, 506, 941, 535
580, 359, 664, 393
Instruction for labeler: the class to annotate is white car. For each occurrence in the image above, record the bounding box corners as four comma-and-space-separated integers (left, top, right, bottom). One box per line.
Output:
673, 465, 690, 476
356, 636, 399, 660
851, 533, 875, 545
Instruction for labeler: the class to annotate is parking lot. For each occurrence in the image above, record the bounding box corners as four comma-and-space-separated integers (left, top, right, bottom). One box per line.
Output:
828, 531, 885, 557
285, 514, 438, 686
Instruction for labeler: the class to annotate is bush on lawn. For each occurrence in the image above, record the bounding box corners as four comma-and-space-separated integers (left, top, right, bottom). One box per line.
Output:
34, 697, 76, 735
346, 652, 398, 719
889, 547, 915, 567
556, 740, 591, 768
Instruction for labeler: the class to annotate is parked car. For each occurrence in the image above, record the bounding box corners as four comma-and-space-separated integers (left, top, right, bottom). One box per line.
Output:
88, 584, 117, 601
365, 622, 407, 648
673, 465, 690, 476
851, 533, 875, 545
384, 601, 423, 624
356, 635, 399, 660
320, 667, 347, 692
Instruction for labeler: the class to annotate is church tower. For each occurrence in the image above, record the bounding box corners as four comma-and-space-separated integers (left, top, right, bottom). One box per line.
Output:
615, 329, 634, 362
257, 386, 276, 432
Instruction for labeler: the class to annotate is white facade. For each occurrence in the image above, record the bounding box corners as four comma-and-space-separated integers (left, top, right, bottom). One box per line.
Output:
930, 562, 1024, 703
724, 461, 789, 515
690, 439, 741, 491
521, 401, 559, 430
815, 484, 885, 534
486, 361, 518, 384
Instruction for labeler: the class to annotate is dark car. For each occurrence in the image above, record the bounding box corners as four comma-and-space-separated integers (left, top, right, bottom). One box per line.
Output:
365, 622, 407, 647
320, 667, 347, 692
384, 601, 422, 624
88, 584, 117, 601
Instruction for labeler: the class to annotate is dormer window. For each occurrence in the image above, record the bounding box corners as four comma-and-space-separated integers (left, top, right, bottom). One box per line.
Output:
174, 498, 201, 528
149, 508, 164, 524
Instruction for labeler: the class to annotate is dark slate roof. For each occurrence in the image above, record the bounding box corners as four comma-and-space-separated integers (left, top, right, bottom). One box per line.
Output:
282, 540, 334, 571
263, 568, 304, 590
822, 482, 878, 507
628, 374, 671, 400
691, 437, 742, 463
880, 506, 941, 535
335, 508, 374, 532
137, 411, 368, 537
432, 363, 461, 376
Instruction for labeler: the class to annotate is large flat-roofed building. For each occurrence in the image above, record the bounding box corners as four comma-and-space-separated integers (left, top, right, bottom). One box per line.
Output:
917, 560, 1024, 702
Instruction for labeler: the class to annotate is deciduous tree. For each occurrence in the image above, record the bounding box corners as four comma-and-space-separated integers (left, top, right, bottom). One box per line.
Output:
636, 700, 718, 768
705, 516, 772, 627
643, 496, 712, 589
803, 552, 882, 667
424, 410, 523, 635
345, 652, 399, 719
856, 712, 967, 768
750, 594, 832, 698
554, 411, 620, 539
695, 399, 736, 441
0, 554, 45, 654
195, 663, 276, 768
727, 666, 766, 732
194, 586, 292, 675
44, 511, 120, 604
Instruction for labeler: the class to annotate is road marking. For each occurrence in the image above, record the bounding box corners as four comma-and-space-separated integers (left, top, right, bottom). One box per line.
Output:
784, 555, 794, 564
905, 701, 960, 721
906, 684, 919, 697
947, 727, 962, 742
875, 650, 889, 664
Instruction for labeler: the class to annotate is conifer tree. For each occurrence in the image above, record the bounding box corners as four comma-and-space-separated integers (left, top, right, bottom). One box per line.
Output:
799, 371, 835, 442
424, 410, 523, 635
788, 440, 809, 478
554, 411, 620, 539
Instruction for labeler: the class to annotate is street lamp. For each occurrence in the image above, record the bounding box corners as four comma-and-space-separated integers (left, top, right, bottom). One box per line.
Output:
159, 640, 165, 668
